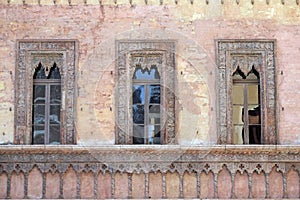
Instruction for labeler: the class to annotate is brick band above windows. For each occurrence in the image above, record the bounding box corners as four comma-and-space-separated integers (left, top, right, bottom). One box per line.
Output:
15, 40, 77, 144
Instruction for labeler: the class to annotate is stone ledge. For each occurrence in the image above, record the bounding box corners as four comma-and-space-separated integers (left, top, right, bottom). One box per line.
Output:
0, 144, 300, 154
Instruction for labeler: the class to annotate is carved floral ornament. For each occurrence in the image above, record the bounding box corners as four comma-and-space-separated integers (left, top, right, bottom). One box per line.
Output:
0, 146, 300, 175
31, 53, 63, 76
130, 53, 163, 72
231, 54, 262, 75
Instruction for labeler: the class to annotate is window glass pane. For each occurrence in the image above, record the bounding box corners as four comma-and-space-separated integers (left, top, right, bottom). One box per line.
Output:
49, 125, 61, 144
247, 85, 259, 105
248, 106, 260, 125
148, 125, 161, 144
48, 64, 61, 79
32, 126, 45, 144
133, 66, 160, 80
149, 105, 160, 114
132, 105, 144, 124
233, 85, 244, 105
149, 85, 160, 104
233, 125, 243, 144
246, 70, 259, 80
132, 85, 145, 104
233, 68, 246, 79
33, 105, 45, 124
50, 85, 61, 104
149, 115, 160, 124
249, 124, 261, 144
33, 63, 46, 79
148, 105, 160, 124
233, 105, 243, 125
33, 85, 46, 104
133, 125, 144, 144
50, 105, 61, 124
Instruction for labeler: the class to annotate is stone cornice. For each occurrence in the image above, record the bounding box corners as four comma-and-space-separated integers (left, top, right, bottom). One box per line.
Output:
0, 145, 300, 175
1, 145, 299, 160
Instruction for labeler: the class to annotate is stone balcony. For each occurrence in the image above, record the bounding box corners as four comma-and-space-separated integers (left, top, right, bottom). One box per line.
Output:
0, 145, 299, 198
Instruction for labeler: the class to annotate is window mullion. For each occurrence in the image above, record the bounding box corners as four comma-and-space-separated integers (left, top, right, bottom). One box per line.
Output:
243, 84, 249, 144
145, 84, 149, 144
45, 84, 50, 144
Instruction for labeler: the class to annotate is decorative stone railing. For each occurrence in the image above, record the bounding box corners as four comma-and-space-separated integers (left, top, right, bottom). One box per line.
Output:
0, 145, 299, 199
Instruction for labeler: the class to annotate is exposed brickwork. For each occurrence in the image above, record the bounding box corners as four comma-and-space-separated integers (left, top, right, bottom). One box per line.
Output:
217, 166, 232, 198
269, 166, 284, 198
234, 172, 249, 198
114, 172, 128, 198
10, 172, 25, 199
165, 172, 180, 198
45, 172, 60, 199
0, 173, 7, 198
149, 172, 162, 198
286, 167, 300, 198
80, 172, 94, 199
62, 167, 77, 199
97, 172, 111, 199
200, 171, 214, 199
27, 167, 43, 199
183, 172, 197, 198
251, 171, 266, 198
131, 173, 145, 198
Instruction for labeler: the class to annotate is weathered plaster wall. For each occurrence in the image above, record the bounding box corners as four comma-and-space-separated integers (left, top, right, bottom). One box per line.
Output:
0, 0, 300, 144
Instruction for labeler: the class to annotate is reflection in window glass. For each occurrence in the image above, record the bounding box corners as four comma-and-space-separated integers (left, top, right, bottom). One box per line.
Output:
32, 63, 61, 144
233, 67, 261, 145
48, 65, 61, 79
132, 65, 161, 144
132, 105, 145, 124
33, 63, 46, 79
32, 126, 45, 144
133, 66, 160, 80
132, 85, 145, 104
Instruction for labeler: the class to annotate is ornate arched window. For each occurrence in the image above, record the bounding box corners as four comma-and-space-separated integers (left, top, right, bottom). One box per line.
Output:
16, 41, 77, 145
116, 41, 176, 145
217, 40, 277, 145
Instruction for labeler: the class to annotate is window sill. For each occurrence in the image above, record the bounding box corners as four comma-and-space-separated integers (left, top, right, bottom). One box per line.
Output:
0, 144, 299, 155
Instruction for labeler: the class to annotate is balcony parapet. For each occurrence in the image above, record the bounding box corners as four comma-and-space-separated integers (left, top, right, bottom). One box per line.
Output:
0, 145, 299, 174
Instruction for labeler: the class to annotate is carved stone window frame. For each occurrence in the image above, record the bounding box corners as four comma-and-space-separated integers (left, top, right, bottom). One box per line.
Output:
115, 40, 176, 144
216, 40, 277, 144
15, 40, 77, 144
